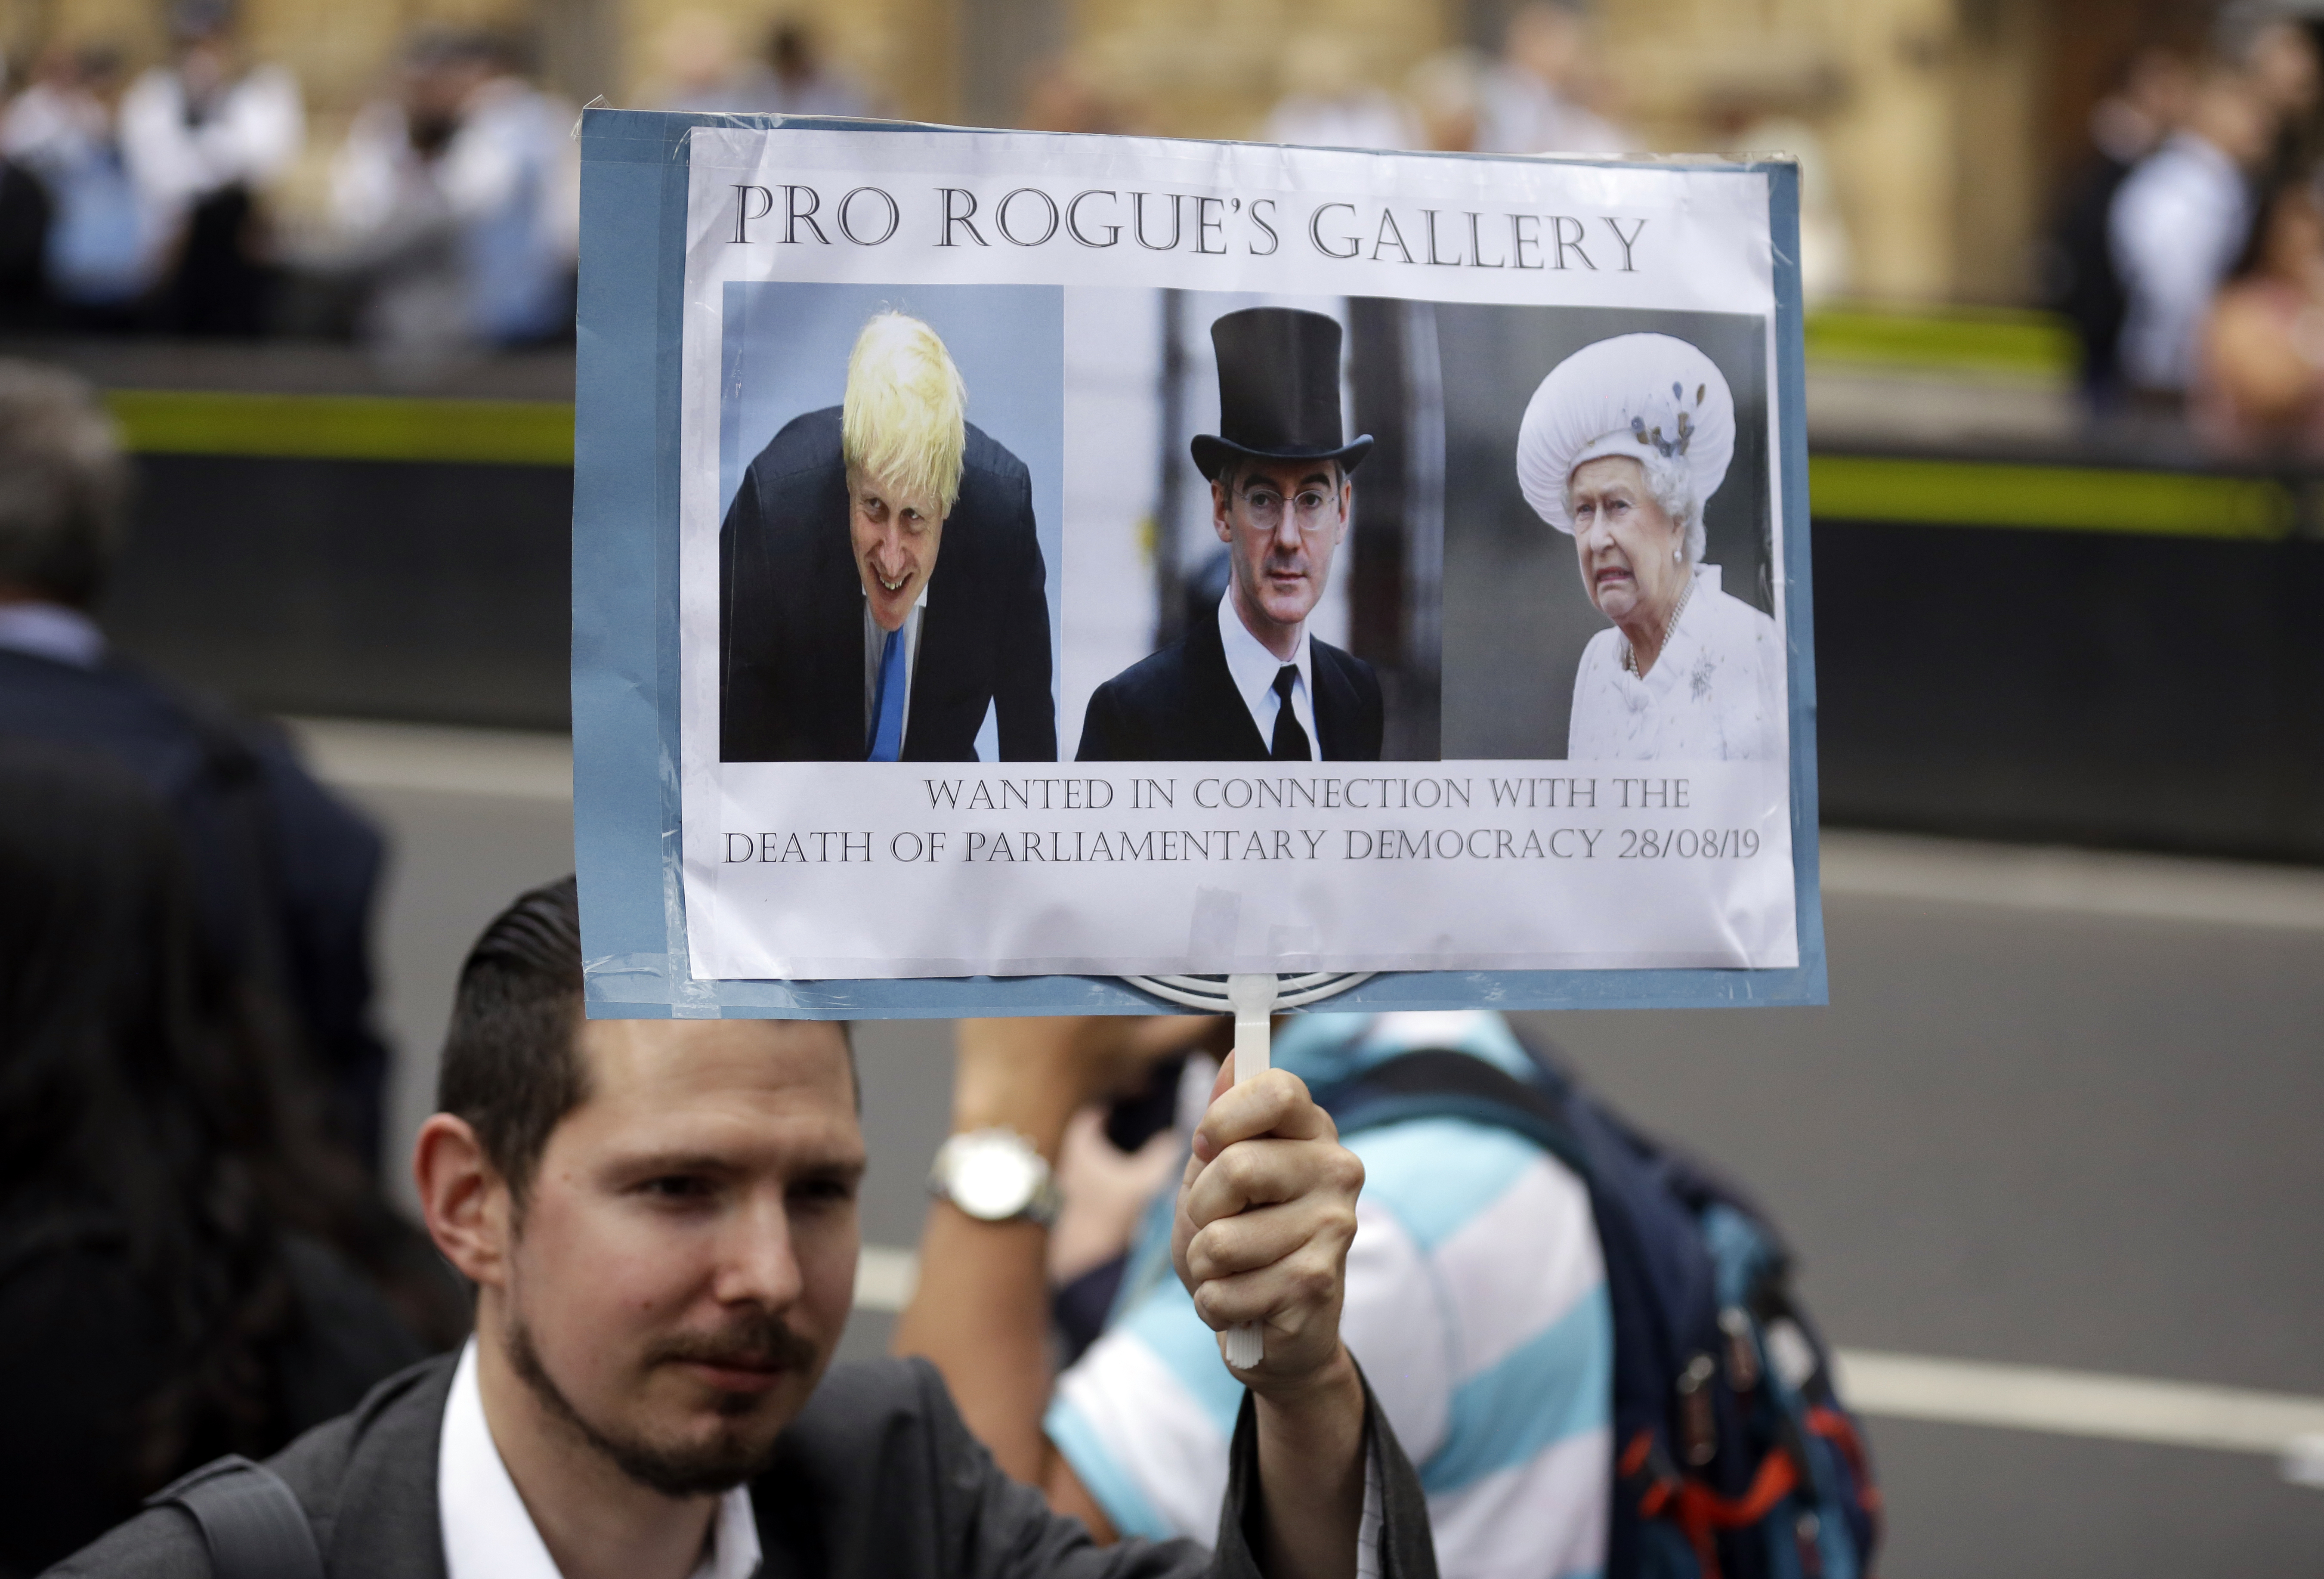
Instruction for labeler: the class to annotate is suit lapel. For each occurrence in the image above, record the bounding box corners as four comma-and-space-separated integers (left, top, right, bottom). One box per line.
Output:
1190, 610, 1270, 758
1308, 642, 1354, 760
322, 1361, 454, 1579
905, 588, 956, 760
806, 468, 868, 758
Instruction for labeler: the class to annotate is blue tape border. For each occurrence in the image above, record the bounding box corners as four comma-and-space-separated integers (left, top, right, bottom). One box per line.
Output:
573, 110, 1827, 1018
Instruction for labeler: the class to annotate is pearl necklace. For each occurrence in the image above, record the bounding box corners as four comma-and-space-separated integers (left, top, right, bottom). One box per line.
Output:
1621, 576, 1694, 678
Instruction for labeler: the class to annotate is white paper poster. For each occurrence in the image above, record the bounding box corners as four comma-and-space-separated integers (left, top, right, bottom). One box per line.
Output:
671, 126, 1799, 981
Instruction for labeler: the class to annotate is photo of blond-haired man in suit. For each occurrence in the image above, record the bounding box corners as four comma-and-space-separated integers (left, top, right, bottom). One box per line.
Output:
720, 310, 1056, 762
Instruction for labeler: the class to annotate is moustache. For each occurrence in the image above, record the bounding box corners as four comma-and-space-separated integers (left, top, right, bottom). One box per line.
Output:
646, 1310, 821, 1375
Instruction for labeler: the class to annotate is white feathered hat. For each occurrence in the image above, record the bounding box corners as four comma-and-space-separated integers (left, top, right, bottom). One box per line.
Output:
1514, 333, 1736, 535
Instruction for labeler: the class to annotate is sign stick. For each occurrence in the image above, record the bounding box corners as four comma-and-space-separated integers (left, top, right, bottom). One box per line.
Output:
1221, 972, 1277, 1369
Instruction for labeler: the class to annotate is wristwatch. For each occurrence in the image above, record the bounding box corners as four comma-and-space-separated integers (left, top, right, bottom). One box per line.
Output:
928, 1127, 1063, 1227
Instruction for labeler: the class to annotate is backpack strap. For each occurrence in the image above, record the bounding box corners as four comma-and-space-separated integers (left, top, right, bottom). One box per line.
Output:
1311, 1048, 1595, 1183
147, 1455, 325, 1579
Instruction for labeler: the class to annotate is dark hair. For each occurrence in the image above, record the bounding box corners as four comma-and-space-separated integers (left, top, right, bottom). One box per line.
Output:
0, 742, 456, 1486
0, 361, 129, 606
770, 21, 816, 76
436, 878, 859, 1205
436, 877, 588, 1209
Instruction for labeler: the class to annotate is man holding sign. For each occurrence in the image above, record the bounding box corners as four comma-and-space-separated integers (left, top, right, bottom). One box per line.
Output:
1077, 308, 1383, 763
720, 310, 1057, 763
48, 881, 1428, 1579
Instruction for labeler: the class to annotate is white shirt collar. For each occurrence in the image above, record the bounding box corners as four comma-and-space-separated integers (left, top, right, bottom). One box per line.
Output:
1215, 587, 1318, 752
1614, 563, 1719, 694
0, 601, 104, 667
2158, 129, 2238, 182
438, 1338, 762, 1579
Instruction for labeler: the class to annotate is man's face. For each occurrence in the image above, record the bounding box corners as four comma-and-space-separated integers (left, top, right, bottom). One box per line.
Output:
1213, 457, 1350, 647
499, 1018, 864, 1494
849, 464, 946, 634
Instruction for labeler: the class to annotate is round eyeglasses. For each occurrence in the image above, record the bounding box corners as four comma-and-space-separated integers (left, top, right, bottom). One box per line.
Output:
1233, 485, 1340, 531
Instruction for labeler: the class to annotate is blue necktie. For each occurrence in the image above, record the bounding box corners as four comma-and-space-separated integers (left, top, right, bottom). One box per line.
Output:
868, 627, 907, 761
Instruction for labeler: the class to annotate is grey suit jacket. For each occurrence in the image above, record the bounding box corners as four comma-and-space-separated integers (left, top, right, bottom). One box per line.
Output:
45, 1353, 1436, 1579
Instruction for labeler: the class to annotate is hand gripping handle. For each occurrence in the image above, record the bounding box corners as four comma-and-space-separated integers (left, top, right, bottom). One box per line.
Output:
1220, 973, 1276, 1370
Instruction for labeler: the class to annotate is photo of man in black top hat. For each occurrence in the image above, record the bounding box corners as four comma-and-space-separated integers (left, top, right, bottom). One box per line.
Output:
1076, 307, 1383, 762
721, 309, 1056, 764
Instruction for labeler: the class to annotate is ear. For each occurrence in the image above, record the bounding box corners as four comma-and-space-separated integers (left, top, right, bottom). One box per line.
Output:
1211, 477, 1233, 544
414, 1113, 513, 1288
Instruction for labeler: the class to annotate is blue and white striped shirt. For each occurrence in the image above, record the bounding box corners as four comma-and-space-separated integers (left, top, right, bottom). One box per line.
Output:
1047, 1012, 1612, 1579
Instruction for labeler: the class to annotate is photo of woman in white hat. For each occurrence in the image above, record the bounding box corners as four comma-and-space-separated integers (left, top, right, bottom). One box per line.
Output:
1514, 332, 1784, 760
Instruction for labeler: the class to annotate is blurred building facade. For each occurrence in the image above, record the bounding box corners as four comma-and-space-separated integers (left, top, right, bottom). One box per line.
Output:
0, 0, 2230, 306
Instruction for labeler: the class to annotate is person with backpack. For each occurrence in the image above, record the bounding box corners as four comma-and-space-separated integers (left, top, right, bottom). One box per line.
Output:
899, 1011, 1881, 1579
899, 1011, 1615, 1579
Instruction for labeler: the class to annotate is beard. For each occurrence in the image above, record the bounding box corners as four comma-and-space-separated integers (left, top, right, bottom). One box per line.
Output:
504, 1306, 822, 1497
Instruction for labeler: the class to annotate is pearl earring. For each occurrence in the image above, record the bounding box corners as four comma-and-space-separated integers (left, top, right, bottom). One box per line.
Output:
1672, 546, 1681, 563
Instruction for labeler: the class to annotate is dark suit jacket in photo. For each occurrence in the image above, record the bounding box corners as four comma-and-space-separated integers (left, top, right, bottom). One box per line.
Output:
47, 1352, 1439, 1578
720, 407, 1056, 762
1076, 605, 1383, 762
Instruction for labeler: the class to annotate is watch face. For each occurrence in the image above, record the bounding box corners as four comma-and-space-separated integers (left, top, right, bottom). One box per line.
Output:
950, 1135, 1042, 1220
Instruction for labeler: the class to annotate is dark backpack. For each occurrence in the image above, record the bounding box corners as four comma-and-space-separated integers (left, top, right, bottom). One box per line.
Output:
145, 1456, 322, 1579
1309, 1043, 1881, 1579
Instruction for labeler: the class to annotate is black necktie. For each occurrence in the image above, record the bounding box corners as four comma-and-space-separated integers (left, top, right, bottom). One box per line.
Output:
1270, 666, 1311, 761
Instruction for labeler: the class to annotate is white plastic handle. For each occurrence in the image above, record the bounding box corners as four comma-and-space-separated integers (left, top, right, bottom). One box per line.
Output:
1220, 973, 1276, 1370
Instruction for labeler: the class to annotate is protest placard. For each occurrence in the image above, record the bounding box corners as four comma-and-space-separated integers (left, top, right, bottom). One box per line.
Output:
573, 111, 1824, 1016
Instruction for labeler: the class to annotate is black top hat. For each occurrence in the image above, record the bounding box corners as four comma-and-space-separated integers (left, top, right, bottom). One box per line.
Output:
1190, 308, 1374, 481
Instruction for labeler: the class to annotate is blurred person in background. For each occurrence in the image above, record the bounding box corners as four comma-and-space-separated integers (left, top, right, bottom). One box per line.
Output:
1406, 48, 1486, 153
0, 362, 395, 1170
0, 56, 59, 331
646, 10, 776, 114
329, 30, 577, 354
1261, 34, 1415, 152
646, 10, 771, 115
2044, 47, 2194, 409
647, 10, 753, 111
2221, 1, 2324, 180
1476, 0, 1625, 157
4, 47, 160, 330
322, 33, 473, 355
119, 0, 303, 336
2111, 60, 2277, 408
1017, 53, 1132, 135
652, 13, 868, 118
0, 153, 48, 330
760, 19, 870, 118
2194, 180, 2324, 452
0, 740, 465, 1576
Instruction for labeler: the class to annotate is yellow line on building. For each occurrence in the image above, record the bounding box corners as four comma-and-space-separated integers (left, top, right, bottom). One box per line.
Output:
1803, 304, 2077, 379
1809, 455, 2297, 541
102, 387, 2301, 542
106, 388, 575, 467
